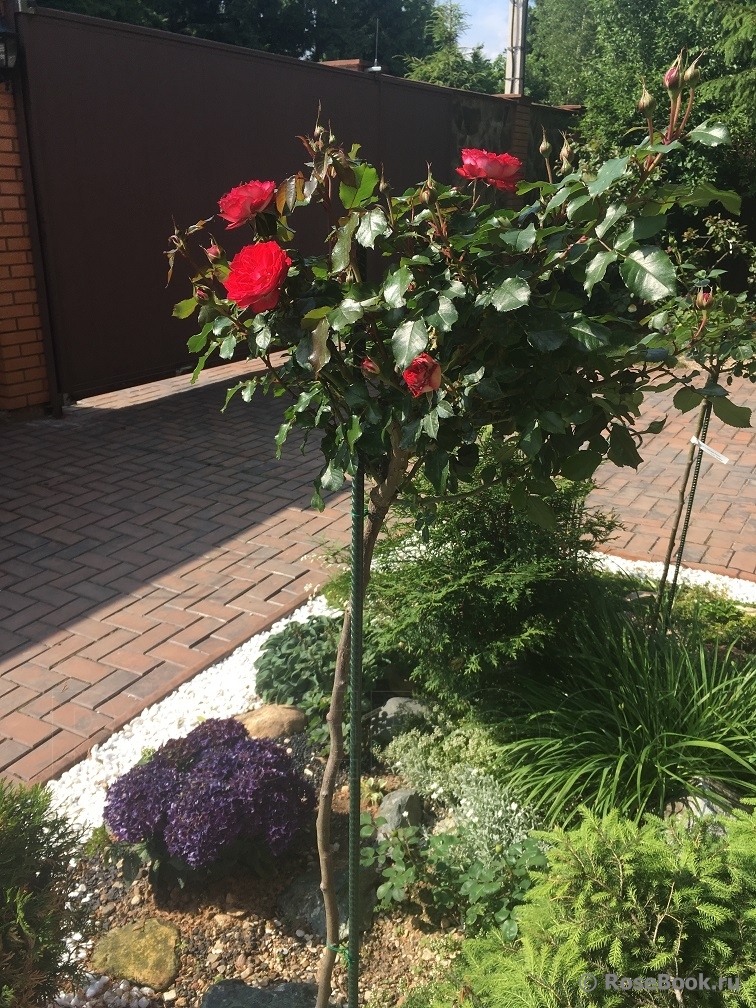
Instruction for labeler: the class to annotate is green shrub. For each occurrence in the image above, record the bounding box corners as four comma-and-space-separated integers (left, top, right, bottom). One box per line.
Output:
411, 808, 756, 1007
499, 605, 756, 825
361, 816, 545, 935
351, 473, 619, 709
672, 584, 756, 653
0, 781, 91, 1008
382, 724, 536, 863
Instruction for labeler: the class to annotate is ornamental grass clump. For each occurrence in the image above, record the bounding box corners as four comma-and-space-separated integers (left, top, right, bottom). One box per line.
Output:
103, 718, 315, 870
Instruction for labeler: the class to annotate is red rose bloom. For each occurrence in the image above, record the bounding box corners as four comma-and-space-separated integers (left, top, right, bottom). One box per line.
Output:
218, 180, 276, 229
223, 242, 292, 313
403, 353, 442, 397
456, 149, 523, 192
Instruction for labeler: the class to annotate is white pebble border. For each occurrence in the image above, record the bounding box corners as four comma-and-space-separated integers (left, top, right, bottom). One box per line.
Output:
47, 595, 341, 838
590, 552, 756, 605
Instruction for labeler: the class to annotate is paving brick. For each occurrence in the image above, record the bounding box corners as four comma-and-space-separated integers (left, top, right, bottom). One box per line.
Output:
44, 702, 110, 737
5, 730, 81, 781
0, 685, 35, 717
76, 669, 140, 710
0, 738, 29, 771
0, 710, 57, 745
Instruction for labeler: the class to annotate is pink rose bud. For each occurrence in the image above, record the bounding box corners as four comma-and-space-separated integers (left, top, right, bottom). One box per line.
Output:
205, 245, 221, 260
695, 289, 713, 310
664, 61, 682, 95
402, 353, 442, 398
195, 288, 209, 301
361, 358, 380, 374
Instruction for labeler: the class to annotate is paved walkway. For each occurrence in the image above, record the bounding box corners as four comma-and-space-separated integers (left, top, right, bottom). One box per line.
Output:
590, 380, 756, 582
0, 360, 350, 784
0, 366, 754, 785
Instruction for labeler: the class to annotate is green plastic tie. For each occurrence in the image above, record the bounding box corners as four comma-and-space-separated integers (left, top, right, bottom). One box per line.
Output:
326, 942, 354, 965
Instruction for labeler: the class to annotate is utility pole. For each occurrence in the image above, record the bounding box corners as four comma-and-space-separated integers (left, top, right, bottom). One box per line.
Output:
504, 0, 528, 95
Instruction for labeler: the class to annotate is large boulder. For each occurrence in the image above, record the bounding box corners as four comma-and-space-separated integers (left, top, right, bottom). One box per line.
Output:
200, 980, 337, 1008
376, 788, 422, 839
367, 696, 432, 745
90, 918, 179, 991
278, 865, 377, 941
235, 705, 307, 739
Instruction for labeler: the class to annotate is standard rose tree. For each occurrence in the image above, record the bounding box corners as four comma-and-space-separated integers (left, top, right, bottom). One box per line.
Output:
169, 66, 751, 1004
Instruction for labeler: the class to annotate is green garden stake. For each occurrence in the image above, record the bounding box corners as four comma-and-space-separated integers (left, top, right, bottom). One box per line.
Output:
348, 455, 365, 1007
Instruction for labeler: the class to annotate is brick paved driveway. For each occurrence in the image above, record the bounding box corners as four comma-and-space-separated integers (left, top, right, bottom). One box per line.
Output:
0, 361, 349, 783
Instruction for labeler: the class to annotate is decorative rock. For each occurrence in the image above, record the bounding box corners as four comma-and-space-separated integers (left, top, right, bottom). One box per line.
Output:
367, 696, 431, 745
235, 705, 307, 739
376, 789, 422, 839
278, 866, 376, 941
200, 979, 337, 1008
90, 919, 180, 991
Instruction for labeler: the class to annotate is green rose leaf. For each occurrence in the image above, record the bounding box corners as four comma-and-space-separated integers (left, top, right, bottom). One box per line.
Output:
712, 397, 752, 428
491, 277, 531, 312
673, 386, 704, 413
595, 202, 628, 240
608, 425, 643, 468
420, 409, 439, 440
425, 295, 458, 332
218, 334, 236, 359
339, 163, 379, 208
173, 298, 198, 319
620, 247, 677, 302
689, 121, 731, 147
332, 213, 359, 273
320, 458, 346, 492
356, 208, 391, 248
560, 450, 603, 481
384, 264, 413, 308
392, 319, 429, 368
569, 316, 611, 349
329, 298, 364, 331
500, 222, 536, 252
187, 328, 210, 353
587, 156, 630, 196
528, 329, 566, 352
584, 251, 617, 296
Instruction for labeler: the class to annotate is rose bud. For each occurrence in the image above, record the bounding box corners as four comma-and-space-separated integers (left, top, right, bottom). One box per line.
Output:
539, 129, 552, 158
695, 289, 713, 310
205, 244, 221, 261
684, 61, 701, 88
559, 132, 573, 163
638, 80, 656, 114
195, 287, 209, 301
361, 358, 380, 374
402, 353, 442, 398
664, 61, 682, 95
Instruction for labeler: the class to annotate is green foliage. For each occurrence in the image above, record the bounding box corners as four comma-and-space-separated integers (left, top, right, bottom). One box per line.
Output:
361, 473, 619, 707
671, 584, 756, 652
404, 808, 756, 1006
361, 814, 545, 935
0, 781, 91, 1008
382, 724, 536, 861
254, 614, 388, 747
406, 0, 504, 93
499, 604, 756, 825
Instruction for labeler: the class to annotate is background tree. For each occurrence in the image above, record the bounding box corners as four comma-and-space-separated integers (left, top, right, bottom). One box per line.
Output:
40, 0, 436, 75
526, 0, 756, 202
406, 0, 504, 92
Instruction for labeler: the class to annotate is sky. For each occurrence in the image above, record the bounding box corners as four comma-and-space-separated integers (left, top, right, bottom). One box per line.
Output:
458, 0, 511, 59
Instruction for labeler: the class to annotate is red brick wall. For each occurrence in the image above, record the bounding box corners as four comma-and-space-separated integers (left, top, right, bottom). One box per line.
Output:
0, 86, 48, 412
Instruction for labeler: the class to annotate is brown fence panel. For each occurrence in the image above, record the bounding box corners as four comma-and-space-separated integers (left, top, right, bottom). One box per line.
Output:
19, 9, 570, 400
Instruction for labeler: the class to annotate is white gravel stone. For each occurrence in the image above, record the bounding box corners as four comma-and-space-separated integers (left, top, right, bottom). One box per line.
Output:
590, 552, 756, 605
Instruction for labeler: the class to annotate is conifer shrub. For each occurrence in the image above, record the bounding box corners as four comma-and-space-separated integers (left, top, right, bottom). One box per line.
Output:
0, 780, 90, 1008
404, 807, 756, 1007
103, 718, 315, 872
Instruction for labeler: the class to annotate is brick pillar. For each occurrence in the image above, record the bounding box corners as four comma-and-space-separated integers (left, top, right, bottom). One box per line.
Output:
0, 83, 49, 413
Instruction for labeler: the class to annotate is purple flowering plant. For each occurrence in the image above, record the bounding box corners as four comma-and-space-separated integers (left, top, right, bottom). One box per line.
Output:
103, 718, 315, 872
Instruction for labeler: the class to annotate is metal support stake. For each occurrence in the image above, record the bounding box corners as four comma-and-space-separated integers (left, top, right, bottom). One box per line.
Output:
663, 400, 712, 627
347, 456, 365, 1007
